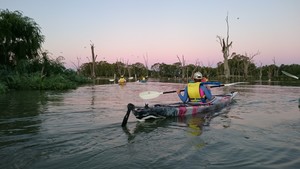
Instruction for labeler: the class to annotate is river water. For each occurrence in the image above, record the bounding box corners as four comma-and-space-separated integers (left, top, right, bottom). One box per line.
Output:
0, 81, 299, 169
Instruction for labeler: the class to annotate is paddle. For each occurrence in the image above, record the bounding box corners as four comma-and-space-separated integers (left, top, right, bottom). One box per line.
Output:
139, 82, 247, 100
121, 103, 135, 127
282, 71, 299, 80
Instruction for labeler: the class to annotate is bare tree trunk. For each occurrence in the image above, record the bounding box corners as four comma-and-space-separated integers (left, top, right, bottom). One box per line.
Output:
90, 43, 97, 79
259, 62, 263, 81
177, 55, 186, 80
217, 14, 232, 81
143, 53, 149, 76
127, 64, 131, 78
272, 57, 279, 78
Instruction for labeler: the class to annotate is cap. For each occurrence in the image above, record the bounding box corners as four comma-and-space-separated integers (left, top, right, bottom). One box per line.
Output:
193, 72, 202, 80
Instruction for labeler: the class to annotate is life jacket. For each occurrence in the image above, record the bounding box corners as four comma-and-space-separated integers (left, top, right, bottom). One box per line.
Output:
187, 82, 205, 102
119, 78, 126, 83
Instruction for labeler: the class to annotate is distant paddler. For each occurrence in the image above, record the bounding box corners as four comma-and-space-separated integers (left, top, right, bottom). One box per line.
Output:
139, 76, 148, 83
118, 75, 126, 85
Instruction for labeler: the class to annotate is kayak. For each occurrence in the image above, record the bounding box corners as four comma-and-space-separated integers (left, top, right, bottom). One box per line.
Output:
138, 80, 147, 83
127, 91, 238, 121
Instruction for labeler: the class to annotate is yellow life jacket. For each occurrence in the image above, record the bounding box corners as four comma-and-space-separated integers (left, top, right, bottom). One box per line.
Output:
118, 78, 126, 83
187, 82, 205, 102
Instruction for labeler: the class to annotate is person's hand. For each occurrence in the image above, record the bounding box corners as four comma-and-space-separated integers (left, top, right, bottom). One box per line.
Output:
177, 89, 181, 94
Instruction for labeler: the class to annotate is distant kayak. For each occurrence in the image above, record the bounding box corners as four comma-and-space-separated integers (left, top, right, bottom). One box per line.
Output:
127, 91, 238, 121
137, 80, 147, 83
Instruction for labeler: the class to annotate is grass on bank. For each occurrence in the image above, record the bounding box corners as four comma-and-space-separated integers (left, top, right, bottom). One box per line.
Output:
0, 70, 92, 93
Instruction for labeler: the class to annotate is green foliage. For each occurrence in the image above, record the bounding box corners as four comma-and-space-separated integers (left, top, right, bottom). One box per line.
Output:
6, 72, 41, 90
0, 82, 8, 93
4, 72, 84, 90
42, 74, 77, 90
0, 9, 44, 67
63, 69, 92, 84
1, 58, 91, 91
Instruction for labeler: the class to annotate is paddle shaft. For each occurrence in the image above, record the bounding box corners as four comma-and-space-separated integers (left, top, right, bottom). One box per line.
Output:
139, 82, 246, 100
163, 90, 183, 94
162, 85, 225, 94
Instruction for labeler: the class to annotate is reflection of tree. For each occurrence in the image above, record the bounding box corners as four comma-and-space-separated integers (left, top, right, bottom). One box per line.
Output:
90, 86, 95, 106
0, 91, 48, 137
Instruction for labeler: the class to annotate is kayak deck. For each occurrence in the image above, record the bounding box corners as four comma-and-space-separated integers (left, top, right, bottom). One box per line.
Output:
128, 91, 238, 120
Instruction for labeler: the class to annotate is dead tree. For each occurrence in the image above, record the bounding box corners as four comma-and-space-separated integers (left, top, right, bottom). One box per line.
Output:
116, 59, 126, 76
259, 61, 263, 81
177, 55, 186, 80
143, 53, 149, 76
217, 14, 232, 81
90, 42, 97, 79
126, 60, 132, 78
272, 57, 279, 77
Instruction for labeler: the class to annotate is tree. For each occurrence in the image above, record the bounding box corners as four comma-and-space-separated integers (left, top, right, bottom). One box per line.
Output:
90, 42, 97, 78
0, 9, 45, 66
217, 14, 233, 81
131, 62, 146, 78
242, 52, 259, 80
151, 63, 161, 78
177, 55, 186, 80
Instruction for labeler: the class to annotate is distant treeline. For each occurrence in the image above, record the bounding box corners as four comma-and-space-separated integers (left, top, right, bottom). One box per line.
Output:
79, 59, 300, 81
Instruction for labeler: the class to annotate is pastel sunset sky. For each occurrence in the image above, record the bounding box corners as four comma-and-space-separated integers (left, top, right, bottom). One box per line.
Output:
1, 0, 300, 68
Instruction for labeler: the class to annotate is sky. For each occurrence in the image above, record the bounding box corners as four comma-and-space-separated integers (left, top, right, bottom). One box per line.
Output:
1, 0, 300, 69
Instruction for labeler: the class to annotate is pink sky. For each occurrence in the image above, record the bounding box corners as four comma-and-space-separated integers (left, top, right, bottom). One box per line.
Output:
2, 0, 300, 69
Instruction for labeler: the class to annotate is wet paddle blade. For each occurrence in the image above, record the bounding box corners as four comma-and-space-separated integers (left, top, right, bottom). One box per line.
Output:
224, 82, 248, 86
210, 82, 248, 88
139, 91, 162, 99
282, 71, 299, 80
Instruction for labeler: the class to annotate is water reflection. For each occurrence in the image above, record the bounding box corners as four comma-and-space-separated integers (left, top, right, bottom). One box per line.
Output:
1, 82, 299, 169
0, 91, 49, 148
122, 111, 222, 142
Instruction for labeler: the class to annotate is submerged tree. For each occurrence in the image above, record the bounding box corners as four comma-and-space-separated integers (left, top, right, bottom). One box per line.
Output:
217, 14, 232, 81
90, 42, 97, 79
0, 9, 45, 66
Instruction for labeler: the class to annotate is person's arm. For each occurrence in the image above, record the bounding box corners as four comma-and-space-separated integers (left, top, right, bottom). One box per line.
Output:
177, 86, 188, 103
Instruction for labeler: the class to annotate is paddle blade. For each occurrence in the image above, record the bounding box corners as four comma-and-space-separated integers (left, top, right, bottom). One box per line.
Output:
121, 103, 134, 127
224, 82, 248, 86
282, 71, 299, 80
210, 82, 248, 88
139, 91, 162, 99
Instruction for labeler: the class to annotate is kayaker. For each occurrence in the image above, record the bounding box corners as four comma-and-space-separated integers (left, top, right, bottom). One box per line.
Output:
177, 72, 221, 103
118, 75, 126, 84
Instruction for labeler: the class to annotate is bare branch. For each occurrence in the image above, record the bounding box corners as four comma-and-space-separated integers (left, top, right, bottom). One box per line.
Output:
216, 36, 223, 47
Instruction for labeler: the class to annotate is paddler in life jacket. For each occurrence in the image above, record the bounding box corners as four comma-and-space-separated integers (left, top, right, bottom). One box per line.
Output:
118, 75, 126, 84
177, 72, 221, 103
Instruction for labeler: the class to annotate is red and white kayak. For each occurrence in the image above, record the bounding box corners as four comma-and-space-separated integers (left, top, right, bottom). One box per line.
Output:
127, 91, 238, 121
